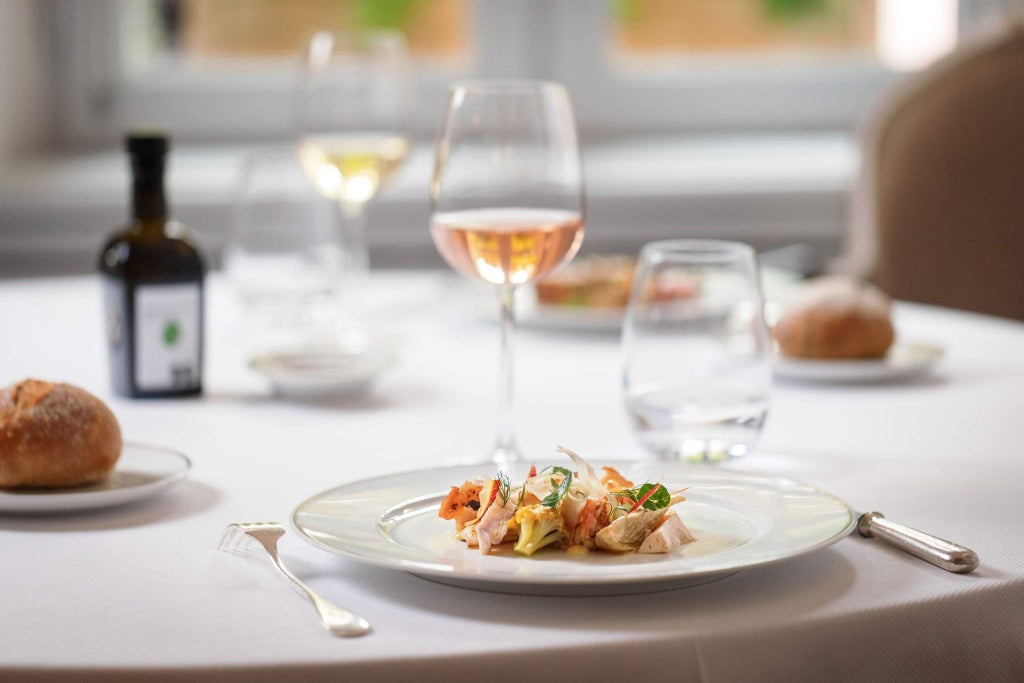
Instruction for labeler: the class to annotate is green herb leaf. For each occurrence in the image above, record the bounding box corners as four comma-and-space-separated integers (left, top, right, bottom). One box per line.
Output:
635, 483, 670, 510
541, 467, 573, 508
614, 482, 670, 510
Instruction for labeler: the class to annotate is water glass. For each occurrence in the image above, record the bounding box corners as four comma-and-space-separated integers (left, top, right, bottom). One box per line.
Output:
622, 240, 772, 462
223, 151, 344, 350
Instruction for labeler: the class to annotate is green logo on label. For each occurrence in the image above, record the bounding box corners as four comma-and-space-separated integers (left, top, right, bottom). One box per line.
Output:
163, 320, 181, 346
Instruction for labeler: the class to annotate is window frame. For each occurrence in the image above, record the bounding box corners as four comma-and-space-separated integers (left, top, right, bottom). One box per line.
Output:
52, 0, 991, 146
546, 1, 896, 134
52, 0, 536, 145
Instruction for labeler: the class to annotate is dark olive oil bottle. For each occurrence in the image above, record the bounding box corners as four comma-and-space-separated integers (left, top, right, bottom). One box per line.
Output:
99, 132, 205, 398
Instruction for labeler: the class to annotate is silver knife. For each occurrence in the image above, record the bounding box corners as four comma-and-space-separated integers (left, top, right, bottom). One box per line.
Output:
856, 511, 979, 573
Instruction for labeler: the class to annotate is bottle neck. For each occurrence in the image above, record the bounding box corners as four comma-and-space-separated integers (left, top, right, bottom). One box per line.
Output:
131, 166, 167, 229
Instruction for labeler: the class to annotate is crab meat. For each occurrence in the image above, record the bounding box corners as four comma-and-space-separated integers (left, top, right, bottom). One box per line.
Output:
568, 497, 611, 549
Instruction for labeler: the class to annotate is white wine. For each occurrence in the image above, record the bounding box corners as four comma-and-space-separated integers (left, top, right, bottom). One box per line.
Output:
298, 133, 409, 204
431, 208, 584, 285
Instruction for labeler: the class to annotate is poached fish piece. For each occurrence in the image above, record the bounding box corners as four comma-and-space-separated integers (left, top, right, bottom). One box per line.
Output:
638, 510, 696, 554
595, 508, 667, 553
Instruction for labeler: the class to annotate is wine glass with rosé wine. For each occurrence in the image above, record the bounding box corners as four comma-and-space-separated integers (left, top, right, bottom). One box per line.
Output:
430, 81, 584, 467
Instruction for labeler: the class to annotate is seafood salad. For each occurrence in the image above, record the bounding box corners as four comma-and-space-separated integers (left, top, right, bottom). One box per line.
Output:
438, 447, 696, 557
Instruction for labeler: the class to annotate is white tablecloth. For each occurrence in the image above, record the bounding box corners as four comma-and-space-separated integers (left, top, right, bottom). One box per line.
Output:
1, 273, 1022, 682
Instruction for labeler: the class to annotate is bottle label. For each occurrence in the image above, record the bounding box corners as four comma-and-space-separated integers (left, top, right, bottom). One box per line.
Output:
101, 277, 125, 351
134, 283, 201, 391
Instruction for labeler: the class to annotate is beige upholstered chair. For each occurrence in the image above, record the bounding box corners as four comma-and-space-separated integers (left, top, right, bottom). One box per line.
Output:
844, 20, 1024, 321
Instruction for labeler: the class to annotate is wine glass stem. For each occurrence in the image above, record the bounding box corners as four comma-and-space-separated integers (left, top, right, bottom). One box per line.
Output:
341, 201, 369, 277
494, 283, 520, 464
338, 201, 369, 331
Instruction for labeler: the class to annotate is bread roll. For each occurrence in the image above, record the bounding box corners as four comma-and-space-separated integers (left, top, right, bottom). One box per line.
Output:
773, 278, 895, 360
0, 379, 122, 488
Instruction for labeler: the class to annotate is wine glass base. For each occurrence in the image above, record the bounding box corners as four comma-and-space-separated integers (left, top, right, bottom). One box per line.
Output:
489, 444, 526, 469
646, 438, 754, 464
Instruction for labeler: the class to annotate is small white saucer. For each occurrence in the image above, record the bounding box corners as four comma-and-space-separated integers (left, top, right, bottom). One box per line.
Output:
249, 345, 398, 398
774, 341, 944, 384
0, 443, 192, 514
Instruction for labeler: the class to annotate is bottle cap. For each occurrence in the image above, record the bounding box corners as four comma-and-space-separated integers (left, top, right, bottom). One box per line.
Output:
125, 131, 169, 160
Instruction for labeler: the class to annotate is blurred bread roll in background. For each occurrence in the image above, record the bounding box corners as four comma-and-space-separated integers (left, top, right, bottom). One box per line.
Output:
773, 278, 895, 360
0, 379, 122, 488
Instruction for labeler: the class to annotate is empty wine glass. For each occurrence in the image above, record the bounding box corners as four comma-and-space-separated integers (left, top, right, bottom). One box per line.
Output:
622, 240, 772, 462
293, 30, 412, 301
430, 81, 584, 466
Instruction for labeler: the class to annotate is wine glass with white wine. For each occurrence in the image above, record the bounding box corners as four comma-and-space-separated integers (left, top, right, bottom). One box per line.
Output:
294, 30, 412, 327
430, 81, 585, 466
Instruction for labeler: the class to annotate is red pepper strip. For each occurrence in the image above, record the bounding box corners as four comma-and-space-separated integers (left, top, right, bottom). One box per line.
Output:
528, 464, 537, 478
628, 484, 664, 514
481, 479, 499, 514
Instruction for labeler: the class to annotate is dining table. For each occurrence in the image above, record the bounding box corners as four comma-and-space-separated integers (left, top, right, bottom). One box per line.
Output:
1, 270, 1022, 682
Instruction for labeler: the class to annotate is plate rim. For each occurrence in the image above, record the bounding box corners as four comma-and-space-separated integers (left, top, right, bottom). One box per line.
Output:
0, 441, 192, 512
773, 340, 944, 383
519, 301, 625, 332
290, 461, 857, 588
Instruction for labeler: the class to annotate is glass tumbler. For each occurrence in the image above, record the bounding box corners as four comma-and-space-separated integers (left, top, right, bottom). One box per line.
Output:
223, 151, 344, 351
622, 240, 772, 462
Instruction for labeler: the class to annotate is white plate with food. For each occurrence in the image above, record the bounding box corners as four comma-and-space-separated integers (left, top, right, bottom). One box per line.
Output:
292, 450, 855, 596
518, 259, 800, 333
0, 442, 192, 514
250, 344, 398, 398
521, 254, 702, 332
774, 341, 944, 384
519, 255, 637, 332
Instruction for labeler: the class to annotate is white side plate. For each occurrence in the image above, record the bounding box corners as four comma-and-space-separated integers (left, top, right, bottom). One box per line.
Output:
774, 341, 944, 384
292, 461, 855, 596
0, 442, 191, 514
250, 345, 398, 398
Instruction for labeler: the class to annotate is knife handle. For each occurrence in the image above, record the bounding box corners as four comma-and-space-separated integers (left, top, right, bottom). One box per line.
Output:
857, 512, 979, 573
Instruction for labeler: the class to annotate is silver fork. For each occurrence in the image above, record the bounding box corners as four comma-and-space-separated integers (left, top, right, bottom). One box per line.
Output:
221, 522, 371, 637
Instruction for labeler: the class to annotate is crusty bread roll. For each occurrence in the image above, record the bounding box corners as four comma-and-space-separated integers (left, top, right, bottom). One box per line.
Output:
0, 379, 122, 488
773, 278, 895, 360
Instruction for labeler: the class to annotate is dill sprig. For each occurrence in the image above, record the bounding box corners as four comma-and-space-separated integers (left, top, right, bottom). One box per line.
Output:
497, 471, 511, 506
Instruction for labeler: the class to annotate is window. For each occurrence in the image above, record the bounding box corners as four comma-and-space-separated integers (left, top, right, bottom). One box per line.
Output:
549, 0, 961, 132
612, 0, 877, 55
124, 0, 471, 63
55, 0, 974, 144
56, 0, 493, 142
